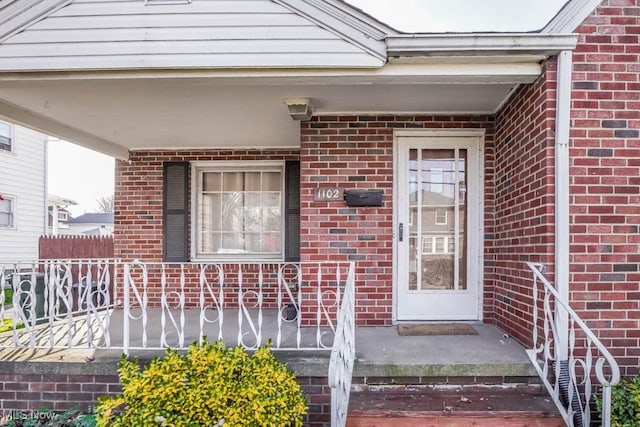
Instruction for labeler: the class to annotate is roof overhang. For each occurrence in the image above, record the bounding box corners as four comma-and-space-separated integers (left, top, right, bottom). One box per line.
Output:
386, 33, 578, 58
0, 55, 546, 160
0, 2, 585, 160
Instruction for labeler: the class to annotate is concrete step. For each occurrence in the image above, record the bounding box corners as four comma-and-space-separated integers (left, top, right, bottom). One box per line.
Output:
347, 384, 564, 427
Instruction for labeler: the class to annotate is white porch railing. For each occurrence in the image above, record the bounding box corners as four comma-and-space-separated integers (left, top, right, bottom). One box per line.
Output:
526, 262, 620, 427
0, 260, 354, 353
121, 261, 353, 352
328, 261, 356, 427
0, 259, 117, 349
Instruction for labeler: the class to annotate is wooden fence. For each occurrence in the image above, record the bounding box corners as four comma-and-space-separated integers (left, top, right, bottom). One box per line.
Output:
39, 235, 114, 260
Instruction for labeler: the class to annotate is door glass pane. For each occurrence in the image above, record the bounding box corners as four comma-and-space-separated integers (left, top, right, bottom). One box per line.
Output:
408, 149, 419, 290
458, 150, 468, 290
416, 148, 468, 291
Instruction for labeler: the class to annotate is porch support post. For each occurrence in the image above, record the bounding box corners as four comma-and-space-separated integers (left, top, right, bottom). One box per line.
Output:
554, 50, 572, 360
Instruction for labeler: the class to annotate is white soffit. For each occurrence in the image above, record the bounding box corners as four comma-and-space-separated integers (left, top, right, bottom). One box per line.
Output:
0, 75, 521, 159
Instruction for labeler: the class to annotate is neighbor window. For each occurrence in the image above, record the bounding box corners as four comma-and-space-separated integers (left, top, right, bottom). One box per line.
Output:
194, 163, 284, 260
0, 122, 12, 152
435, 208, 447, 225
0, 196, 15, 228
422, 236, 454, 254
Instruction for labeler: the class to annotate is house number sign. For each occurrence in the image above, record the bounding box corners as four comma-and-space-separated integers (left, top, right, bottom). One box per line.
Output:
314, 187, 343, 202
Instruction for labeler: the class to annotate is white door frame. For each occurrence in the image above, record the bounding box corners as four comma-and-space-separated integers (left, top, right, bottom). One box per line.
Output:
392, 129, 485, 322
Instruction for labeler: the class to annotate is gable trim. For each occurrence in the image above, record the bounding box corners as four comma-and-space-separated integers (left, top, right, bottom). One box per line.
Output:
273, 0, 389, 61
542, 0, 602, 34
0, 0, 71, 42
386, 34, 578, 57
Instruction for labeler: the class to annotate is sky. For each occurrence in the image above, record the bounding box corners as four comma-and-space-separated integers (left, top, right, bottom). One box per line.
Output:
47, 139, 114, 216
46, 0, 567, 216
345, 0, 567, 32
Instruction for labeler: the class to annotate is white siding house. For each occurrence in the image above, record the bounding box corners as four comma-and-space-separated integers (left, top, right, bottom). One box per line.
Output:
0, 120, 47, 261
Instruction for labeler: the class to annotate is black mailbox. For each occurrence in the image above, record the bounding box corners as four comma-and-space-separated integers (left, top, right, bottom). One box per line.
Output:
344, 189, 384, 207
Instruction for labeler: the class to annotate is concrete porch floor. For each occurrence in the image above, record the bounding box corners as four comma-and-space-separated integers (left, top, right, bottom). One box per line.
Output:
0, 309, 536, 378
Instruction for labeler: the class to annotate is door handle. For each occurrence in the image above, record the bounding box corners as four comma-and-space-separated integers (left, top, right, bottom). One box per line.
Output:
398, 223, 403, 242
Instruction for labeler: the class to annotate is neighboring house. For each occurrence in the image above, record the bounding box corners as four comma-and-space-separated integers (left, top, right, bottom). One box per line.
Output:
0, 120, 47, 261
0, 0, 638, 424
47, 194, 77, 235
63, 212, 113, 236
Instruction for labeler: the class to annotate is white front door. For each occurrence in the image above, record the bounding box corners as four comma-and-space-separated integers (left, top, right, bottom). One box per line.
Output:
395, 131, 484, 321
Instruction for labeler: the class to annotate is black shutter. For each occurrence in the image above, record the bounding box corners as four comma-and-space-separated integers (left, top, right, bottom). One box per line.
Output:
163, 162, 189, 262
284, 161, 300, 262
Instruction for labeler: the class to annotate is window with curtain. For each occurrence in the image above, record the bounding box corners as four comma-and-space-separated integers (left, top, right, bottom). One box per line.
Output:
194, 163, 284, 260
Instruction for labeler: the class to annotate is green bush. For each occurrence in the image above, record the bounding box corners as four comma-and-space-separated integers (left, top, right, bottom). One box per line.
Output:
95, 340, 307, 427
597, 374, 640, 427
3, 288, 12, 306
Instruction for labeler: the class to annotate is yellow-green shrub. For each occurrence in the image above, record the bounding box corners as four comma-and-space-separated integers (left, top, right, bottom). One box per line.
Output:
95, 340, 307, 427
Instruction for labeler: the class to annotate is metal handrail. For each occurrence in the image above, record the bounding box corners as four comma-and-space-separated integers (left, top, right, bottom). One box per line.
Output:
526, 262, 620, 427
328, 262, 356, 427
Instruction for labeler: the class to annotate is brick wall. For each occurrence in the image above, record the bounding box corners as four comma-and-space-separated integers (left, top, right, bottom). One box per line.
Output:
493, 63, 557, 346
300, 115, 495, 326
114, 150, 301, 309
114, 122, 495, 326
0, 366, 120, 413
115, 149, 299, 262
569, 0, 640, 375
0, 363, 331, 426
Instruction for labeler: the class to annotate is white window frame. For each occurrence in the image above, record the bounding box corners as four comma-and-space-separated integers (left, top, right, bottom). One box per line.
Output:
0, 121, 14, 153
191, 161, 286, 261
0, 194, 16, 229
422, 235, 454, 254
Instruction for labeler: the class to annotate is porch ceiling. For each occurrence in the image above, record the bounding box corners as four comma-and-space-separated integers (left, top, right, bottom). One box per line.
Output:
0, 63, 539, 159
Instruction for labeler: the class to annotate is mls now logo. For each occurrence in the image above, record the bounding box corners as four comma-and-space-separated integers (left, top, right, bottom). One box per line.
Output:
0, 410, 58, 422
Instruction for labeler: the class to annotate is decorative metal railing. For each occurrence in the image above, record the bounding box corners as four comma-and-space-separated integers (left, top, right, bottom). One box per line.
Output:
526, 262, 620, 427
328, 262, 356, 427
121, 261, 352, 352
0, 260, 353, 353
0, 259, 117, 349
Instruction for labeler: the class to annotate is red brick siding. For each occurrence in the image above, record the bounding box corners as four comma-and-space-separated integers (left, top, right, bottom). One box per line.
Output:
114, 150, 299, 262
114, 150, 300, 309
0, 370, 330, 426
569, 0, 640, 375
115, 123, 495, 326
493, 62, 557, 346
0, 372, 121, 412
300, 115, 495, 326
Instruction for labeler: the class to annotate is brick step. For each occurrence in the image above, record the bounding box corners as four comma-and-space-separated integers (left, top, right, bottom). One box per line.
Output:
347, 384, 564, 427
